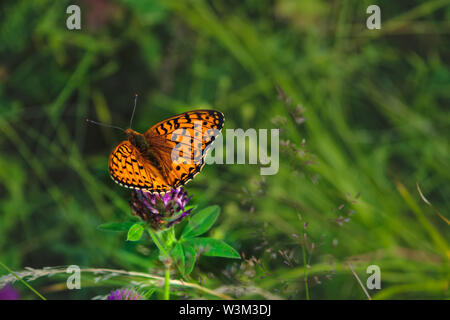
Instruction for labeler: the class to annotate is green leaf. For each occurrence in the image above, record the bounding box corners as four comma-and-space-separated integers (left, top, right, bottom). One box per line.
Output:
97, 221, 136, 232
171, 243, 185, 276
142, 287, 156, 299
187, 238, 240, 259
182, 205, 220, 238
127, 223, 145, 241
184, 205, 197, 212
182, 242, 197, 276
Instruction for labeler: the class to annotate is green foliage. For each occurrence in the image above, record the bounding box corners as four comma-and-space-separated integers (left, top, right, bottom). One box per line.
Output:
186, 238, 241, 259
97, 221, 136, 232
176, 206, 240, 275
143, 205, 242, 277
182, 205, 220, 238
171, 243, 185, 276
126, 223, 145, 242
181, 242, 197, 276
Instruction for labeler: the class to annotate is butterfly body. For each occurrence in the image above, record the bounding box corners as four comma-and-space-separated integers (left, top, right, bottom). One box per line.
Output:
125, 128, 149, 153
124, 128, 163, 173
108, 109, 224, 194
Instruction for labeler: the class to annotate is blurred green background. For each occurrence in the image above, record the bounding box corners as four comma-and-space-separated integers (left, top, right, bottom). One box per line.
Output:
0, 0, 449, 299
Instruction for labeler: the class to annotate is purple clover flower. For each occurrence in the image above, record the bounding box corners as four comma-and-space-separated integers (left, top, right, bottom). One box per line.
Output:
130, 187, 193, 230
107, 288, 142, 300
0, 285, 20, 300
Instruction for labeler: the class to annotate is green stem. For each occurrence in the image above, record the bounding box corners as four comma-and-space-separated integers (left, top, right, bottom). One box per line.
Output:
147, 228, 169, 257
0, 261, 46, 300
301, 241, 310, 300
164, 267, 170, 300
147, 228, 172, 300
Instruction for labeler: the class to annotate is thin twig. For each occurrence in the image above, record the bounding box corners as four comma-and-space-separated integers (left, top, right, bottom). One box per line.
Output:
416, 183, 449, 225
216, 285, 284, 300
346, 262, 371, 300
0, 266, 232, 300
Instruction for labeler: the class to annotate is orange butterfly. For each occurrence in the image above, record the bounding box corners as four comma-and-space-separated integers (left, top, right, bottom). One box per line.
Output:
94, 107, 224, 194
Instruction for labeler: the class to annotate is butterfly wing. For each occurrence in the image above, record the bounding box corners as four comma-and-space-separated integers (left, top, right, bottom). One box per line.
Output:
108, 141, 172, 193
144, 109, 225, 190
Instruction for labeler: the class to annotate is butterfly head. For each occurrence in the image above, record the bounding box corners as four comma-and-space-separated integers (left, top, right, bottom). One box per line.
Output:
124, 128, 137, 137
125, 128, 149, 152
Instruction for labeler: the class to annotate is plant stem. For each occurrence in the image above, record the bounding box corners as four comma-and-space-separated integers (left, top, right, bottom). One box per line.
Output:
347, 262, 372, 300
164, 266, 170, 300
0, 261, 47, 300
147, 228, 169, 257
147, 228, 172, 300
301, 241, 310, 300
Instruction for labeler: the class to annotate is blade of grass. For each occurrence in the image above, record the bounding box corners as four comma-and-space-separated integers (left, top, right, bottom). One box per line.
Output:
347, 262, 371, 300
0, 261, 46, 300
416, 183, 449, 225
395, 180, 449, 258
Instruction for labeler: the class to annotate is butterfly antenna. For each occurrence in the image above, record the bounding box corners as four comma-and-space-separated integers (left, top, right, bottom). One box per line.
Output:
85, 118, 125, 132
129, 93, 138, 129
